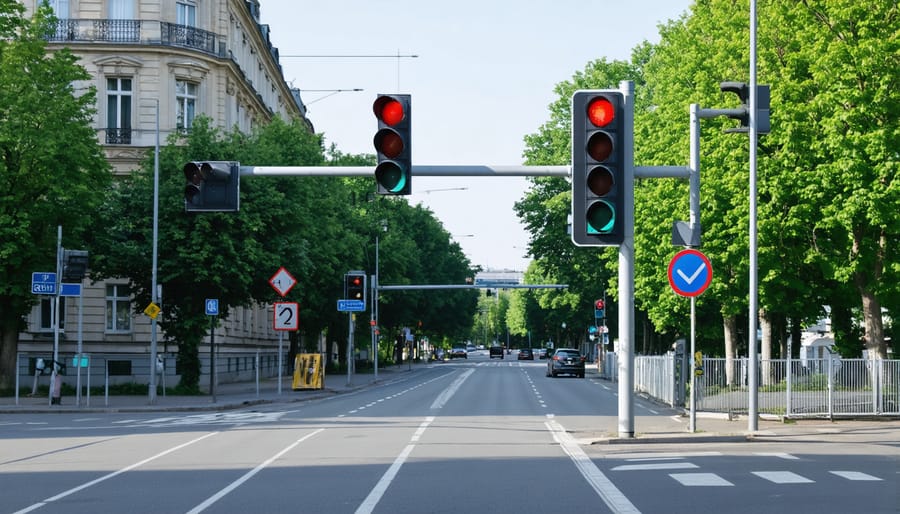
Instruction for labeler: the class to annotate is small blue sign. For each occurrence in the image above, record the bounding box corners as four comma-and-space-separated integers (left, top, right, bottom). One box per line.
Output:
337, 299, 366, 312
60, 283, 82, 297
667, 249, 713, 297
205, 298, 219, 316
31, 272, 57, 295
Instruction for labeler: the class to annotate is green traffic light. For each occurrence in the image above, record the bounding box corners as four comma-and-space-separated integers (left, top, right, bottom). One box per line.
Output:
375, 162, 407, 193
586, 201, 615, 234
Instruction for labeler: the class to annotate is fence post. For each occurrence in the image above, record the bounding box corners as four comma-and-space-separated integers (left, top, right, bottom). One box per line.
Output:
827, 357, 833, 420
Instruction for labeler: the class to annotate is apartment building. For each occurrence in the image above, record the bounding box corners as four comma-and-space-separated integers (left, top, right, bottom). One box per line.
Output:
17, 0, 312, 380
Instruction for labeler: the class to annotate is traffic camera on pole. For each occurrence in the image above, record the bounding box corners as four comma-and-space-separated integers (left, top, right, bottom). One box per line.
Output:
571, 90, 628, 246
720, 82, 770, 134
373, 94, 411, 195
183, 161, 240, 212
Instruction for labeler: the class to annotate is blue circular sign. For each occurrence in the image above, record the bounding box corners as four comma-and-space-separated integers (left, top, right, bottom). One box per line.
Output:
667, 249, 712, 297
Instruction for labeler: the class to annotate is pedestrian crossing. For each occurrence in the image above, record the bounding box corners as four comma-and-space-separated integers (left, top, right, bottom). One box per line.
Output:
608, 452, 884, 487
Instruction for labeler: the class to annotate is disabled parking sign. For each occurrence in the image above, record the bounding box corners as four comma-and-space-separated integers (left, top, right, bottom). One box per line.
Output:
668, 249, 712, 297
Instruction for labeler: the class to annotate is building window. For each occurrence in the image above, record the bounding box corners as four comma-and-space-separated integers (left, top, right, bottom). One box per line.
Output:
106, 77, 132, 144
108, 0, 134, 19
47, 0, 70, 18
39, 297, 66, 332
106, 284, 131, 332
176, 80, 197, 131
177, 1, 197, 27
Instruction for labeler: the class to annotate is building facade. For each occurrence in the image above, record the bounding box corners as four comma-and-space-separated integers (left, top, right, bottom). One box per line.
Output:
18, 0, 312, 381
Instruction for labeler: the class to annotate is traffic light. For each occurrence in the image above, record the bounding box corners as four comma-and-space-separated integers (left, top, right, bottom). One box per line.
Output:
62, 250, 89, 282
373, 94, 411, 195
183, 161, 240, 212
344, 272, 366, 306
594, 299, 605, 320
571, 90, 628, 246
720, 82, 770, 134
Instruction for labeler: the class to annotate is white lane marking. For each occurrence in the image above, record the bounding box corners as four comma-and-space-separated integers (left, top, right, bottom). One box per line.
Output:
614, 451, 722, 460
355, 417, 435, 514
612, 462, 698, 471
13, 432, 219, 514
187, 429, 324, 513
752, 471, 814, 484
830, 471, 882, 481
546, 418, 641, 514
670, 473, 733, 486
430, 369, 474, 410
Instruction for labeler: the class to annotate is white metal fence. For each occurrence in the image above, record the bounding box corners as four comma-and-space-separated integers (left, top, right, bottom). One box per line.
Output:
603, 352, 900, 419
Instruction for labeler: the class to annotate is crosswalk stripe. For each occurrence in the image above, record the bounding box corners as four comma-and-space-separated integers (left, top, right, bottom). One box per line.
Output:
830, 471, 882, 481
670, 473, 733, 486
753, 471, 814, 484
613, 462, 698, 471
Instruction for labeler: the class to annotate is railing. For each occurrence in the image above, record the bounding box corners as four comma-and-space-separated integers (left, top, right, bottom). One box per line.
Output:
105, 128, 132, 145
47, 19, 222, 58
625, 353, 900, 419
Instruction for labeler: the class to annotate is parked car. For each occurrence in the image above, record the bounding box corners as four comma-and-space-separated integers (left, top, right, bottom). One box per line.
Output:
546, 348, 585, 378
449, 347, 468, 359
489, 346, 504, 359
537, 348, 549, 359
518, 348, 534, 360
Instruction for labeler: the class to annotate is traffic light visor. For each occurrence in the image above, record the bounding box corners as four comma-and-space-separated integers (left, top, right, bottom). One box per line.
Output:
373, 97, 405, 126
587, 97, 615, 127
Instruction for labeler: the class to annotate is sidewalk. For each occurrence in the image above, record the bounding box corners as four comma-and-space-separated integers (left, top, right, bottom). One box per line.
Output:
0, 363, 418, 414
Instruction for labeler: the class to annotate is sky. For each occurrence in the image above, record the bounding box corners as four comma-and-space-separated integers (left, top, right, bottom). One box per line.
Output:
260, 1, 693, 272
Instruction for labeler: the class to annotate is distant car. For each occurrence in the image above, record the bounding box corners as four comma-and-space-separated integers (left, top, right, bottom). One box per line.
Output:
518, 348, 534, 360
537, 348, 549, 359
466, 344, 476, 352
449, 347, 468, 359
489, 346, 504, 359
547, 348, 585, 378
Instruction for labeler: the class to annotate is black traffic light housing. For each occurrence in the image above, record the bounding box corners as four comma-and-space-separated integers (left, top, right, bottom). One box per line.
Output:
571, 90, 628, 246
62, 249, 89, 282
344, 272, 367, 307
720, 82, 770, 134
373, 94, 411, 195
183, 161, 240, 212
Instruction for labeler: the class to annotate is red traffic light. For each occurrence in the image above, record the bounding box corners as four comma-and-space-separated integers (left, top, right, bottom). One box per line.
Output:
373, 96, 405, 126
587, 97, 615, 127
595, 299, 605, 310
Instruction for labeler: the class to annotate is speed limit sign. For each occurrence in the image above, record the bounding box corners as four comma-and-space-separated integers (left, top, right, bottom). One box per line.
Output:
273, 302, 299, 331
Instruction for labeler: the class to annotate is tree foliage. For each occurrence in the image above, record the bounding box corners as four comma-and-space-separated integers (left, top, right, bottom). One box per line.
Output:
0, 4, 112, 389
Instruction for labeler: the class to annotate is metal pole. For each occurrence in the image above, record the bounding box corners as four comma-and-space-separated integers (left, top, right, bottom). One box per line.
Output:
149, 100, 160, 404
689, 296, 697, 433
277, 332, 283, 395
50, 226, 61, 406
373, 234, 379, 380
209, 316, 216, 402
75, 292, 83, 406
347, 313, 354, 386
747, 0, 760, 432
618, 80, 635, 439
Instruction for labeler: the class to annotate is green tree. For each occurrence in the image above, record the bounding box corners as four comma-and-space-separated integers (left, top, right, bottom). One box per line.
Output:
0, 4, 112, 389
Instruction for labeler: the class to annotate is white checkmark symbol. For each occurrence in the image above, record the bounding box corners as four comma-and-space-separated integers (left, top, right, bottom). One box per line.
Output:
677, 263, 706, 285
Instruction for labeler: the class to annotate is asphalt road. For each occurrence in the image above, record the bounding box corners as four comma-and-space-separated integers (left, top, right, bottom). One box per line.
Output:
2, 351, 898, 513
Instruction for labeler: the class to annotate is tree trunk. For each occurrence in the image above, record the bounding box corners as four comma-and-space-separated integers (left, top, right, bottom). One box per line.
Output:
0, 326, 17, 391
723, 315, 738, 386
759, 309, 774, 387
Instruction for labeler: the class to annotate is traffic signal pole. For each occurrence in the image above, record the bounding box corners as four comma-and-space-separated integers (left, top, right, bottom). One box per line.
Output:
239, 164, 569, 178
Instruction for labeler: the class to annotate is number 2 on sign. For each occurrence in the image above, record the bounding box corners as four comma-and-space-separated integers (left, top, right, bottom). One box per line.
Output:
274, 302, 298, 331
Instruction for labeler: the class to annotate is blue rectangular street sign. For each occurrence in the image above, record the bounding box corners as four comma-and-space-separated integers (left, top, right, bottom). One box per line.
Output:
337, 299, 366, 312
60, 283, 82, 297
31, 272, 57, 295
205, 298, 219, 316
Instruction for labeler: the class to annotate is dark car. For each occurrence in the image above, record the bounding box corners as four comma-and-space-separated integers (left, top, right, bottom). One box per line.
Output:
449, 347, 468, 359
537, 348, 549, 359
489, 346, 504, 359
546, 348, 585, 378
518, 348, 534, 360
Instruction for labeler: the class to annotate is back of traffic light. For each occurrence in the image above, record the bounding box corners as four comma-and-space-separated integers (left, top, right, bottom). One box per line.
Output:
571, 90, 630, 246
373, 94, 411, 195
720, 81, 770, 134
183, 161, 240, 212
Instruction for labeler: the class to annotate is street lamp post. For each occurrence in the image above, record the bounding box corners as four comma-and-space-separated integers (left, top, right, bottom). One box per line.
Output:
149, 100, 160, 404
